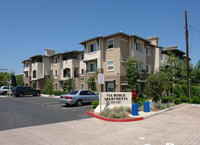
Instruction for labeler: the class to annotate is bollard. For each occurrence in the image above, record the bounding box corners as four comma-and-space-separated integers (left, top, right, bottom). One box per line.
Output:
143, 101, 150, 112
132, 103, 138, 116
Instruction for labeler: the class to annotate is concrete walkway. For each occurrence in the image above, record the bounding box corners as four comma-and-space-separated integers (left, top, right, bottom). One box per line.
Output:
0, 104, 200, 145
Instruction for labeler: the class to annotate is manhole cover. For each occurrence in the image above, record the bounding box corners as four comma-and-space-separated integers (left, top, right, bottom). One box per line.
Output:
138, 137, 146, 140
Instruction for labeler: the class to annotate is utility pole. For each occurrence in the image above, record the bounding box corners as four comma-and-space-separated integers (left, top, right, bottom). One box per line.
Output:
185, 10, 190, 98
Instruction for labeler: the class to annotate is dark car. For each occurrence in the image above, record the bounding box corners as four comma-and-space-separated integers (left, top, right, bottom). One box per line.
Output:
12, 86, 41, 97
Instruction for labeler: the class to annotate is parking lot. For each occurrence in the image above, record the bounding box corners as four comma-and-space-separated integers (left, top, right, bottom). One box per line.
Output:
0, 95, 92, 131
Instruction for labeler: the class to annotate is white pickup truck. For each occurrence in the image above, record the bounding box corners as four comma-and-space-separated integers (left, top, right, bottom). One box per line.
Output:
0, 86, 10, 95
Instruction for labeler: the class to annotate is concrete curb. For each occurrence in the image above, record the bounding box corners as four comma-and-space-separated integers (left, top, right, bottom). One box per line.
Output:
86, 110, 144, 122
86, 104, 185, 122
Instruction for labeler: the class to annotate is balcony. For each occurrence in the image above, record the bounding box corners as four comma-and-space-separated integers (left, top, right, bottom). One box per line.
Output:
31, 62, 43, 80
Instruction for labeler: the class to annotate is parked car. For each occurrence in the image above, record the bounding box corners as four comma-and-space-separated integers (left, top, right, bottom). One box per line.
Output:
0, 86, 10, 95
59, 90, 99, 106
12, 86, 41, 97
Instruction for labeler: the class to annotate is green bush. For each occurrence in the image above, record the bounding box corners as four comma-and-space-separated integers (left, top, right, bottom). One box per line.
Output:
173, 85, 200, 98
149, 101, 174, 111
174, 98, 181, 104
92, 100, 99, 109
53, 91, 68, 96
161, 96, 173, 103
136, 97, 148, 107
180, 95, 190, 103
42, 90, 47, 94
191, 96, 200, 104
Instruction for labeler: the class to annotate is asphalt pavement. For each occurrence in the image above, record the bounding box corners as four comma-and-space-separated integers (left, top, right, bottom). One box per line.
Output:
0, 95, 92, 131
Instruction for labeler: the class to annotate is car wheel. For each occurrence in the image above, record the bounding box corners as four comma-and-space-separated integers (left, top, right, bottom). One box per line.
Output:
76, 99, 83, 107
36, 92, 40, 96
19, 93, 24, 97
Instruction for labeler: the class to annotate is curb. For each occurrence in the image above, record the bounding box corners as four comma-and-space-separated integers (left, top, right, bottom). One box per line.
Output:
86, 111, 144, 122
86, 104, 185, 122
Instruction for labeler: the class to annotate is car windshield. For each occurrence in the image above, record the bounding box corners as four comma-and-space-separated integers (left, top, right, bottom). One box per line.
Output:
68, 91, 79, 95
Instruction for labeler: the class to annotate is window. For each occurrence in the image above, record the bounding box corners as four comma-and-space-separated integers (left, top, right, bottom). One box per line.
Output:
107, 39, 114, 49
107, 61, 114, 71
25, 71, 28, 78
25, 62, 28, 67
107, 82, 115, 92
90, 63, 96, 72
146, 65, 151, 74
90, 44, 96, 52
33, 70, 36, 78
81, 69, 84, 75
136, 63, 142, 72
136, 43, 141, 52
55, 70, 57, 77
81, 54, 84, 60
81, 84, 84, 90
146, 47, 151, 55
55, 57, 58, 64
63, 56, 67, 61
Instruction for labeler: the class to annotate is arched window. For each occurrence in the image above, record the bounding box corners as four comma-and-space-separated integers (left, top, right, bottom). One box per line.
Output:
33, 70, 36, 78
63, 68, 70, 78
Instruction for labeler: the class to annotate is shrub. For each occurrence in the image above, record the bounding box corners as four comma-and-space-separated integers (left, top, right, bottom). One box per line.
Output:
42, 90, 47, 94
92, 100, 99, 109
174, 98, 181, 104
53, 91, 67, 96
136, 97, 148, 107
180, 95, 190, 103
161, 96, 173, 103
191, 96, 200, 104
149, 101, 174, 111
100, 106, 131, 119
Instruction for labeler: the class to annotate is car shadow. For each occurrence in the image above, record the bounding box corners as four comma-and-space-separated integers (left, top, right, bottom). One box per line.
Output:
61, 102, 92, 108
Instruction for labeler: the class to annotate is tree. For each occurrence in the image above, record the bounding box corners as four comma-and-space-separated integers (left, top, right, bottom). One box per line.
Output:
126, 56, 140, 90
87, 75, 97, 92
87, 69, 98, 92
11, 73, 17, 87
16, 74, 24, 86
44, 77, 54, 96
63, 78, 74, 93
144, 71, 171, 102
190, 60, 200, 86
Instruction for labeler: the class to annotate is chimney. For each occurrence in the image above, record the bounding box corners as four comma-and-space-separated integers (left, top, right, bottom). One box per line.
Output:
146, 36, 159, 46
45, 49, 55, 56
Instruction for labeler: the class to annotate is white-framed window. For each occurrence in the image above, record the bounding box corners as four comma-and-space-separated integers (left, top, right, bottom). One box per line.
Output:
136, 63, 142, 72
146, 47, 151, 55
146, 64, 151, 74
107, 39, 114, 49
90, 44, 96, 52
107, 61, 114, 71
136, 43, 141, 52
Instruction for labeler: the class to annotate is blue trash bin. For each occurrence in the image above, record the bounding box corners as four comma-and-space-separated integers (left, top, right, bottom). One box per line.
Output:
132, 103, 138, 116
143, 101, 150, 112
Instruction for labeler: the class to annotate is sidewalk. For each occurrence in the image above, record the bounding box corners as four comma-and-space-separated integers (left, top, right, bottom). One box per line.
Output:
0, 104, 200, 145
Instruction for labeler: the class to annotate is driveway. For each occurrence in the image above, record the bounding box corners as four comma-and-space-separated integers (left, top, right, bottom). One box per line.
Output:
0, 104, 199, 145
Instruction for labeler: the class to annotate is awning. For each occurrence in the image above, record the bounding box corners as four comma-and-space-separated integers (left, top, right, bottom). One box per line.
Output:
83, 58, 97, 63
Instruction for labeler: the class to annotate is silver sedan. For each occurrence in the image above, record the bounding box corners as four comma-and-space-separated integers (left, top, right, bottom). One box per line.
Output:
59, 90, 99, 106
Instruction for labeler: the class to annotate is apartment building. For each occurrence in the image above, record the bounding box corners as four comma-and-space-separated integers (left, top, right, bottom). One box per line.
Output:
23, 32, 186, 93
22, 49, 85, 91
79, 32, 162, 92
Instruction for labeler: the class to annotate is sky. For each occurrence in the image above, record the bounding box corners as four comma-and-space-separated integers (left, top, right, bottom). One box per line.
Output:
0, 0, 200, 74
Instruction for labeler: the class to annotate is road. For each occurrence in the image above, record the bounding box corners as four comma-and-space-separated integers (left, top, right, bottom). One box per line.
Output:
0, 95, 92, 131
